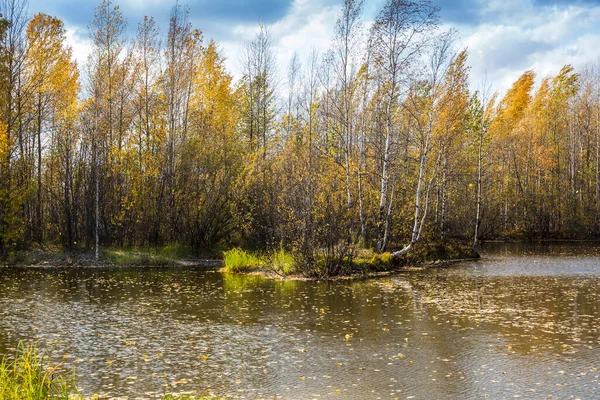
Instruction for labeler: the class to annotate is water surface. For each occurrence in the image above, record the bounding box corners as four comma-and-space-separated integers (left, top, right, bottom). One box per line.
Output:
1, 243, 600, 399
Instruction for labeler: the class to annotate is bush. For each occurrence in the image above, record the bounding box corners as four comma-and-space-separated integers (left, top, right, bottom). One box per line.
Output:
223, 248, 263, 272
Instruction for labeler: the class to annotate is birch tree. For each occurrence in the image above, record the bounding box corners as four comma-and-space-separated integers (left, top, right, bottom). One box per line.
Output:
370, 0, 439, 252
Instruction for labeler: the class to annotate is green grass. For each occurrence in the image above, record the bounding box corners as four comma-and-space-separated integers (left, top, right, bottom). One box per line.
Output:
0, 342, 77, 400
103, 249, 171, 266
223, 248, 298, 275
269, 248, 297, 275
0, 243, 195, 267
222, 248, 263, 272
103, 244, 193, 266
0, 249, 58, 266
0, 343, 227, 399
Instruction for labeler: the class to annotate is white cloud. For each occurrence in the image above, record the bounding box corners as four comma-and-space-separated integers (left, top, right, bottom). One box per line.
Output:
458, 3, 600, 94
60, 0, 600, 100
65, 25, 92, 70
220, 0, 341, 84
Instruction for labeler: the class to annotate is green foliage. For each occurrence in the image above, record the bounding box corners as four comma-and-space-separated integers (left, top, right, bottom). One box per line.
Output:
0, 342, 78, 400
223, 248, 298, 275
223, 248, 263, 272
269, 248, 297, 276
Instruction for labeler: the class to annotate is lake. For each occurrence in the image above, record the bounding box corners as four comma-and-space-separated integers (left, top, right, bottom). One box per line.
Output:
1, 243, 600, 399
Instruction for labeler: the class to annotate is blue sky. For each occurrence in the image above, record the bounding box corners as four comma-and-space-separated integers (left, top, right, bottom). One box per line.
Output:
25, 0, 600, 93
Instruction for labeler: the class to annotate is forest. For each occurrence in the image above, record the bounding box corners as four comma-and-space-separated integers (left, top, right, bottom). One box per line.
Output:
0, 0, 598, 273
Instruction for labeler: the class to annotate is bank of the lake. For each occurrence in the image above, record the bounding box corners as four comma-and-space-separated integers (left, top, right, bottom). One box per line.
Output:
1, 241, 478, 280
0, 342, 223, 399
1, 242, 600, 399
0, 245, 223, 269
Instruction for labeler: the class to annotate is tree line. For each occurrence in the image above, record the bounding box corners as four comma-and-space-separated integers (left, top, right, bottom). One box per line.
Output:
0, 0, 598, 270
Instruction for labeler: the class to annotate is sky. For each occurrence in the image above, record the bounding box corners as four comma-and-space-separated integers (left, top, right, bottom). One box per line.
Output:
24, 0, 600, 95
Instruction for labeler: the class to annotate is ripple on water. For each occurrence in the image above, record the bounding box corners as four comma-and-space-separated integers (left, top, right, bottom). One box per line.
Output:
0, 247, 600, 399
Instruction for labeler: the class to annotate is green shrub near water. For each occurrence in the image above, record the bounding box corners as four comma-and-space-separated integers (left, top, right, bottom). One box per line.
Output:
0, 343, 228, 399
269, 248, 297, 275
0, 342, 77, 399
223, 248, 298, 275
223, 248, 263, 272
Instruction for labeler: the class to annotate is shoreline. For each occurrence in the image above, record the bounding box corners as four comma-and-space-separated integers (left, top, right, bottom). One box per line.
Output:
0, 257, 482, 281
0, 259, 224, 270
221, 256, 482, 281
1, 240, 481, 278
481, 238, 600, 243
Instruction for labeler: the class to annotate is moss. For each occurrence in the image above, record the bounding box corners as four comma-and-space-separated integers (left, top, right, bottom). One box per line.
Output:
347, 250, 399, 274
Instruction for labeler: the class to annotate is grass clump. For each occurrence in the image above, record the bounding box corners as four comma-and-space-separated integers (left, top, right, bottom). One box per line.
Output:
0, 342, 78, 399
223, 248, 298, 276
269, 248, 297, 276
223, 248, 263, 272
